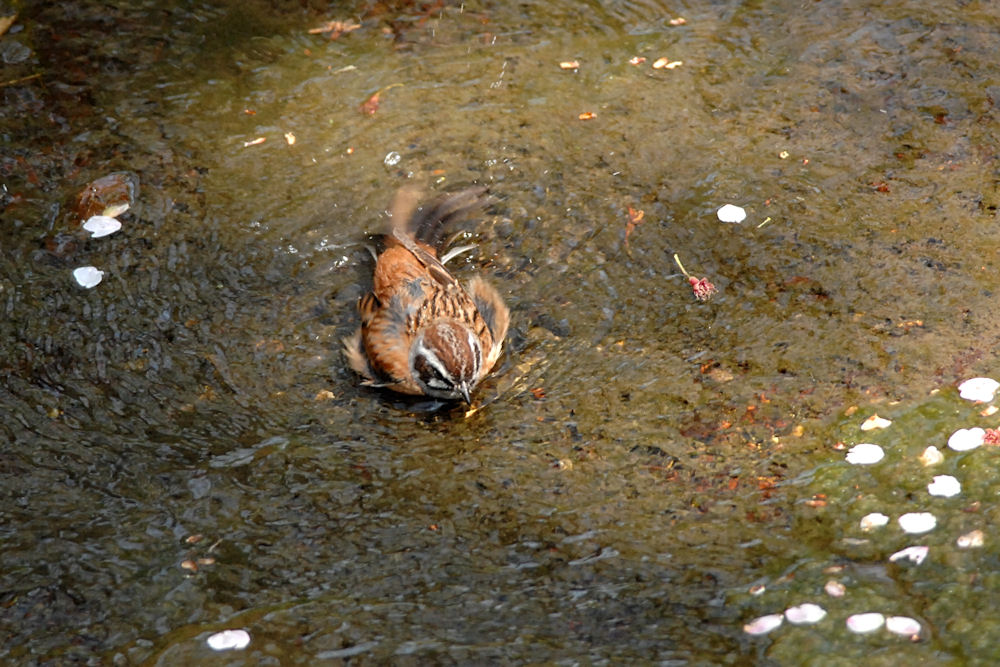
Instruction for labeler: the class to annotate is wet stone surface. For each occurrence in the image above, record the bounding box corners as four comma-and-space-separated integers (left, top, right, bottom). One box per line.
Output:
2, 0, 1000, 663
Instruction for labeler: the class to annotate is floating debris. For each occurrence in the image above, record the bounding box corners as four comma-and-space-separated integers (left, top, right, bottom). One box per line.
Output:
559, 60, 580, 70
717, 204, 746, 223
73, 171, 139, 222
824, 580, 846, 597
206, 629, 251, 651
898, 513, 936, 534
384, 151, 402, 167
919, 446, 944, 466
284, 132, 296, 145
748, 584, 766, 596
743, 613, 783, 636
948, 427, 984, 451
889, 545, 929, 565
957, 377, 999, 402
860, 512, 889, 532
628, 56, 647, 66
846, 612, 885, 634
785, 603, 826, 625
927, 475, 961, 498
956, 529, 984, 548
82, 215, 121, 238
673, 254, 718, 302
860, 414, 892, 431
845, 443, 884, 465
652, 57, 683, 69
72, 266, 104, 288
885, 616, 922, 638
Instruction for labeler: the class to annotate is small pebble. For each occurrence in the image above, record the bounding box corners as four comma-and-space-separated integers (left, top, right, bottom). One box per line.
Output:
918, 446, 944, 466
956, 529, 984, 548
824, 580, 846, 597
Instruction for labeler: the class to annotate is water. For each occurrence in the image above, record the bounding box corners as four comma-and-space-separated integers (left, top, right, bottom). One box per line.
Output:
3, 0, 1000, 663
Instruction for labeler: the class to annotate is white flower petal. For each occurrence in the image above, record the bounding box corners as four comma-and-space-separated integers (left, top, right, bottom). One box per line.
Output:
824, 580, 846, 597
72, 266, 105, 288
889, 545, 929, 565
885, 616, 921, 637
101, 202, 130, 218
956, 529, 984, 548
860, 414, 892, 431
927, 475, 961, 498
846, 443, 884, 465
743, 613, 783, 636
206, 629, 251, 651
83, 215, 122, 238
785, 603, 826, 625
846, 612, 885, 634
958, 377, 999, 402
948, 427, 984, 451
717, 204, 746, 223
918, 446, 944, 466
860, 512, 890, 532
898, 512, 936, 534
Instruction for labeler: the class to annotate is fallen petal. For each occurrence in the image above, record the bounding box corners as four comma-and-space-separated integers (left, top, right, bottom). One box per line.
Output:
207, 629, 251, 651
785, 603, 826, 625
846, 443, 884, 465
927, 475, 961, 498
846, 612, 885, 634
82, 215, 122, 238
743, 613, 783, 636
956, 529, 984, 548
717, 204, 746, 223
824, 580, 846, 597
860, 512, 889, 532
72, 266, 105, 288
889, 545, 929, 565
948, 427, 984, 451
918, 446, 944, 466
860, 414, 892, 431
885, 616, 921, 638
898, 512, 936, 534
958, 377, 999, 402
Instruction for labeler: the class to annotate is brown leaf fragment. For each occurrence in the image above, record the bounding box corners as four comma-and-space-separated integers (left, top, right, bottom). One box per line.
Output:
309, 20, 361, 39
0, 14, 16, 38
624, 206, 644, 247
578, 111, 597, 120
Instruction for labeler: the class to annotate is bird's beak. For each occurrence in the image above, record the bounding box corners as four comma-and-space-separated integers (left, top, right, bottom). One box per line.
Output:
459, 382, 473, 405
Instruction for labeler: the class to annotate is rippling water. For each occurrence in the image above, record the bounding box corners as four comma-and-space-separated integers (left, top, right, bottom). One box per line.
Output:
3, 0, 1000, 663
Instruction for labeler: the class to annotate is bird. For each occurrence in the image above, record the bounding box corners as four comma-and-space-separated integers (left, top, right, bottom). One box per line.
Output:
343, 187, 510, 404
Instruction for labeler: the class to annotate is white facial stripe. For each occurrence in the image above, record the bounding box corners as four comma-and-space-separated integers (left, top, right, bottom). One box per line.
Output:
466, 330, 481, 378
415, 339, 455, 386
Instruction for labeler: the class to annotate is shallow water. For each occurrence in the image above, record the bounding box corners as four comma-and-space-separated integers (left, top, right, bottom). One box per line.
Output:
3, 0, 1000, 663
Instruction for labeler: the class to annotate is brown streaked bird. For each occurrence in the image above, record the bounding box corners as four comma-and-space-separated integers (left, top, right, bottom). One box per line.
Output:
343, 187, 510, 404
